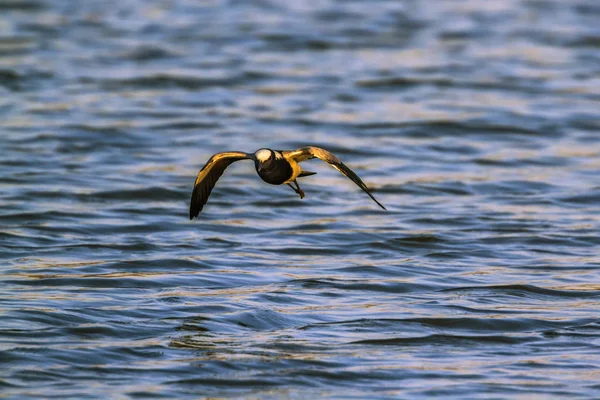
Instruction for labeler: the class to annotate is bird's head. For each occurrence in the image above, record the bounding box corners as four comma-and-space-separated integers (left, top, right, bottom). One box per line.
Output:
254, 148, 275, 173
255, 148, 273, 162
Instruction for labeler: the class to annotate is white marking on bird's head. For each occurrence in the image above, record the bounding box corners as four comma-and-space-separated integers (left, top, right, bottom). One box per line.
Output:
255, 148, 273, 162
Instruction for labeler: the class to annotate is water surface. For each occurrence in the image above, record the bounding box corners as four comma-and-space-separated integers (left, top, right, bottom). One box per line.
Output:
1, 0, 600, 398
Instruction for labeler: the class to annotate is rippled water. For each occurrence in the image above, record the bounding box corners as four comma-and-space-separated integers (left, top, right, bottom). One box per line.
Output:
2, 0, 600, 398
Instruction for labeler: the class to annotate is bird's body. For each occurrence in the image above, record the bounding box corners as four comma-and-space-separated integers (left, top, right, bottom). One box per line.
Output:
254, 149, 298, 185
189, 146, 386, 219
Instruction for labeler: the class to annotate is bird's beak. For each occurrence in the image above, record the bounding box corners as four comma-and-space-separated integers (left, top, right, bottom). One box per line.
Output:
255, 160, 263, 174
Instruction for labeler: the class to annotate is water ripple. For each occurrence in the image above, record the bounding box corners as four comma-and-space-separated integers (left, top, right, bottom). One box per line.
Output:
2, 0, 600, 398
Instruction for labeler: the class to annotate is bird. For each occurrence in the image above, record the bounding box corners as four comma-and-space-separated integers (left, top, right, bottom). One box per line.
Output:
189, 146, 386, 219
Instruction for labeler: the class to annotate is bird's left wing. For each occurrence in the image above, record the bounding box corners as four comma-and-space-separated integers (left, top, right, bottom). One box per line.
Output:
190, 151, 253, 219
284, 146, 386, 210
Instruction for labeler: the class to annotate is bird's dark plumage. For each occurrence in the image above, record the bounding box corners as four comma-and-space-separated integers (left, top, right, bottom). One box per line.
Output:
189, 146, 386, 219
284, 146, 387, 211
189, 151, 252, 219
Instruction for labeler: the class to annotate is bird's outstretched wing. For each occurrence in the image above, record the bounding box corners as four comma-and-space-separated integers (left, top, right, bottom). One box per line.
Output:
190, 152, 253, 219
284, 146, 386, 210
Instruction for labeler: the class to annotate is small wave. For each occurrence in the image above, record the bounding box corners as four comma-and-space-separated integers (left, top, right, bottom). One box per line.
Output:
121, 45, 179, 61
558, 188, 600, 205
0, 1, 44, 10
0, 68, 52, 90
290, 277, 433, 294
352, 333, 536, 346
177, 308, 309, 335
257, 32, 338, 51
441, 284, 600, 299
91, 186, 183, 201
357, 119, 554, 137
167, 376, 280, 388
94, 72, 251, 90
471, 180, 560, 195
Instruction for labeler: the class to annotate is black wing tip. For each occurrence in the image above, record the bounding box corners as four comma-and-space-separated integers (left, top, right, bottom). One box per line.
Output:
368, 193, 387, 210
189, 205, 198, 220
189, 186, 202, 220
189, 204, 203, 219
368, 185, 386, 210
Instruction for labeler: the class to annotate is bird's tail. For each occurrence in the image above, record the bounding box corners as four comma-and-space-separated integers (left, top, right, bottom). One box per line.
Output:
298, 170, 317, 178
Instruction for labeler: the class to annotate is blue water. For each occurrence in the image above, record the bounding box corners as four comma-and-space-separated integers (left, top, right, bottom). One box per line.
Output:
1, 0, 600, 398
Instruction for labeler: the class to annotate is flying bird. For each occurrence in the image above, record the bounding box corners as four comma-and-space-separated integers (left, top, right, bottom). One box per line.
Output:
189, 146, 386, 219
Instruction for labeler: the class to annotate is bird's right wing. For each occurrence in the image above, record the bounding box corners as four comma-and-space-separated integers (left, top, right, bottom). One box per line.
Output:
189, 152, 253, 219
284, 146, 386, 210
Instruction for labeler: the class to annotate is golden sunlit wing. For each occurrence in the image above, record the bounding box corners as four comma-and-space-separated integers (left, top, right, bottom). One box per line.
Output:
189, 151, 253, 219
284, 146, 386, 210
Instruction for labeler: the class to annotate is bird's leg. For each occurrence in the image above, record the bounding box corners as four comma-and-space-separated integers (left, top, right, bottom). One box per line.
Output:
287, 180, 305, 199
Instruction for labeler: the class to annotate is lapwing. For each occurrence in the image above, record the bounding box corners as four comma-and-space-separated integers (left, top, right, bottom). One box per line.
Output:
189, 146, 386, 219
